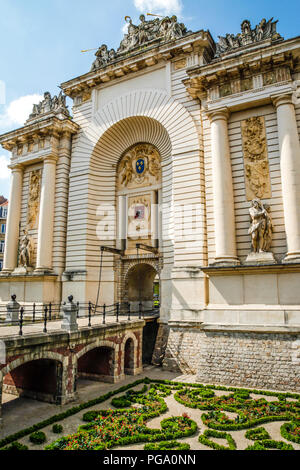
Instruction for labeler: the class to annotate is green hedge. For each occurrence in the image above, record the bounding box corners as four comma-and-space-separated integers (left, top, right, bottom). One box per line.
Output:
29, 431, 47, 445
245, 427, 270, 441
245, 440, 294, 451
1, 442, 29, 451
199, 429, 236, 450
144, 441, 191, 450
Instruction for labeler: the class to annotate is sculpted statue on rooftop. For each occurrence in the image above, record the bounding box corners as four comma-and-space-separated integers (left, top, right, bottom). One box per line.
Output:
91, 15, 191, 71
215, 18, 283, 57
29, 91, 69, 120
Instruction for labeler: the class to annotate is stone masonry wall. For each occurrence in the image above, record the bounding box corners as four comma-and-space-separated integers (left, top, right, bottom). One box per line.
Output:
161, 326, 300, 392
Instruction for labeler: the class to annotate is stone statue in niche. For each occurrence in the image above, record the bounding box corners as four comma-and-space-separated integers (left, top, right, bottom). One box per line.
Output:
245, 199, 275, 264
27, 170, 41, 229
19, 229, 34, 269
241, 116, 272, 201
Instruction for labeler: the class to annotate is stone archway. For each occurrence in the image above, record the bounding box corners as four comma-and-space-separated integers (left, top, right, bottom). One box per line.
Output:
124, 262, 159, 313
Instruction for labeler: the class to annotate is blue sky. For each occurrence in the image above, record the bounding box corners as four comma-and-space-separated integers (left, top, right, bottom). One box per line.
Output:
0, 0, 299, 198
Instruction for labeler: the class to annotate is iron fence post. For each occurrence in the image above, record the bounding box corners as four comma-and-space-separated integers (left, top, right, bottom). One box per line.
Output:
116, 302, 119, 323
88, 301, 92, 327
77, 302, 80, 319
43, 305, 48, 333
139, 302, 142, 320
128, 302, 131, 321
49, 302, 52, 321
103, 304, 106, 324
19, 307, 24, 336
33, 303, 36, 323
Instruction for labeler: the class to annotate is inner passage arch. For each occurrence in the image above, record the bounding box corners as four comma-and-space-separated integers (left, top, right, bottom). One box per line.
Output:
77, 347, 115, 383
2, 359, 62, 404
126, 263, 158, 312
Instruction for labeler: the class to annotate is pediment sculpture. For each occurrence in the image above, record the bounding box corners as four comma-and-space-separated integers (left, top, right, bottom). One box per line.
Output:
28, 91, 70, 120
215, 18, 283, 57
91, 15, 191, 71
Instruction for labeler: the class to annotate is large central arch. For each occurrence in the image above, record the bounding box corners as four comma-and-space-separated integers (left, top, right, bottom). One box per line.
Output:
64, 89, 203, 310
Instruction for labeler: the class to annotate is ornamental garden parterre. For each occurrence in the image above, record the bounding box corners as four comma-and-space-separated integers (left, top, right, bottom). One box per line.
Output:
1, 378, 299, 451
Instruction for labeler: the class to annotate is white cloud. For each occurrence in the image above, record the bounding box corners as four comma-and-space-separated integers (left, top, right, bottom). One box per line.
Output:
134, 0, 183, 16
0, 94, 43, 131
0, 154, 11, 181
122, 22, 129, 34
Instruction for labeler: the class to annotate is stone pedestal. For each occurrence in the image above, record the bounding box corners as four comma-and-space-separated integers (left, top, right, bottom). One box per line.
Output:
61, 295, 78, 332
12, 267, 34, 275
245, 252, 276, 265
5, 295, 20, 324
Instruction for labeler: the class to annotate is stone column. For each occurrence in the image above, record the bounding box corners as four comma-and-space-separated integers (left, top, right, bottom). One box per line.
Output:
2, 165, 23, 273
208, 109, 239, 265
273, 93, 300, 263
35, 156, 57, 273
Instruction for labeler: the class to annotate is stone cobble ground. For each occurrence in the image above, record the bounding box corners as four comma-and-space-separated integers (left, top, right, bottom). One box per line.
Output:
1, 366, 299, 451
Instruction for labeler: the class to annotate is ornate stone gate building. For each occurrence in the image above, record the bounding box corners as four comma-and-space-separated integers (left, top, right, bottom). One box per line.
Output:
0, 15, 300, 391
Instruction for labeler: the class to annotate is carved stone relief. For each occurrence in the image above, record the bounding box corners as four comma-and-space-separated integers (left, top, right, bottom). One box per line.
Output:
28, 91, 69, 121
117, 144, 161, 191
241, 116, 272, 201
27, 170, 41, 230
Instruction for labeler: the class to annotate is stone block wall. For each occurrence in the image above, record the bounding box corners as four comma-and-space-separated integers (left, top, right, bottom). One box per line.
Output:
161, 325, 300, 392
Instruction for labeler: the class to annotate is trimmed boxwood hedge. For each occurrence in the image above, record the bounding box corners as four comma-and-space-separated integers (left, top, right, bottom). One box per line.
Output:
52, 424, 63, 434
144, 440, 191, 450
245, 427, 270, 441
29, 431, 46, 445
111, 396, 132, 408
2, 442, 29, 451
245, 440, 294, 451
199, 429, 236, 450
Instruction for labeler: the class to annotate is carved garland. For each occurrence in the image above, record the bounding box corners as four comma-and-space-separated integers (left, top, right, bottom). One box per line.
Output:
27, 170, 41, 230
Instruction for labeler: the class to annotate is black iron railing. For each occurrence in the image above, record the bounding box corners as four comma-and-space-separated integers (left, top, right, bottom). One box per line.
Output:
0, 300, 159, 336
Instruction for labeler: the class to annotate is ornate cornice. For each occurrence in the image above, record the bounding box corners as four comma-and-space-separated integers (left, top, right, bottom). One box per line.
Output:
185, 36, 300, 101
0, 116, 79, 161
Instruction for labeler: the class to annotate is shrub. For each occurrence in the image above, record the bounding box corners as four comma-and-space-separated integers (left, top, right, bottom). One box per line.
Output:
199, 429, 236, 450
246, 440, 294, 451
111, 396, 132, 408
29, 431, 46, 445
280, 421, 300, 444
52, 424, 63, 434
245, 427, 270, 441
2, 442, 29, 451
144, 441, 190, 450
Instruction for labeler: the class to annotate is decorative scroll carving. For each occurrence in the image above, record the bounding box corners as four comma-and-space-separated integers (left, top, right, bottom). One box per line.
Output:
28, 91, 69, 120
91, 15, 191, 71
215, 18, 282, 57
27, 170, 41, 230
19, 229, 34, 268
241, 116, 271, 201
248, 199, 273, 253
117, 144, 161, 190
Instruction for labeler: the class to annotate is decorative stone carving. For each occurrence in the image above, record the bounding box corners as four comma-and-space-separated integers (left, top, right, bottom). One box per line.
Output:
18, 229, 34, 268
215, 18, 282, 57
28, 91, 69, 120
117, 144, 161, 190
91, 15, 191, 71
241, 116, 271, 201
27, 170, 41, 230
245, 199, 275, 264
